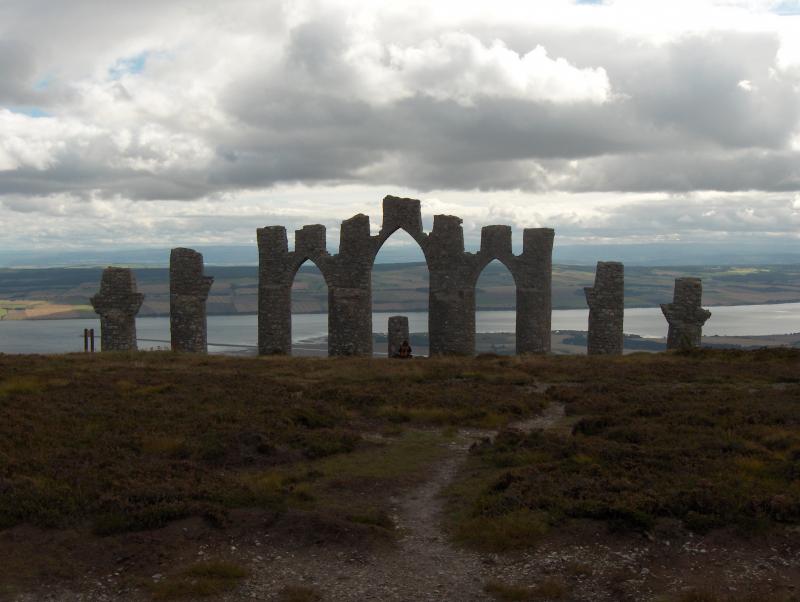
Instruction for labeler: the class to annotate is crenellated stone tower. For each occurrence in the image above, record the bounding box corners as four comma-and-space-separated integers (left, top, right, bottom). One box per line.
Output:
584, 261, 624, 355
90, 267, 144, 351
257, 195, 554, 356
170, 248, 214, 353
661, 278, 711, 350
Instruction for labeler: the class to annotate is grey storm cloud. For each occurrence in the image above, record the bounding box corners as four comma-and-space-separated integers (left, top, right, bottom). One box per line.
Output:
1, 0, 800, 252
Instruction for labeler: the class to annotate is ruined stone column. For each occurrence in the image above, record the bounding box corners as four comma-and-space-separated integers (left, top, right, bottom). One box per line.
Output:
584, 261, 624, 355
387, 315, 409, 357
428, 215, 474, 356
257, 227, 293, 355
170, 248, 214, 353
515, 228, 555, 354
661, 278, 712, 350
328, 214, 374, 356
90, 267, 144, 351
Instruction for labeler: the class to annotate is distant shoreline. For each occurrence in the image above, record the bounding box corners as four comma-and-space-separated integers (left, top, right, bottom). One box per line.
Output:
4, 300, 800, 322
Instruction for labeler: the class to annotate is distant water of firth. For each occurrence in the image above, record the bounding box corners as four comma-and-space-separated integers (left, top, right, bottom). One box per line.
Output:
0, 303, 798, 355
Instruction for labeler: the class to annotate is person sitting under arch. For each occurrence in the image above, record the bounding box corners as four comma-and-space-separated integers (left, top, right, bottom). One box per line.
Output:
396, 340, 412, 359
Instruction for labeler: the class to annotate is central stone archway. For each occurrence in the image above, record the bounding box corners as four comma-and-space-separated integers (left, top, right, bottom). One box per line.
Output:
258, 196, 554, 356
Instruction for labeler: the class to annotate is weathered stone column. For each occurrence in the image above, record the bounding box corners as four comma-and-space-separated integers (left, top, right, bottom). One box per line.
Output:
661, 278, 711, 350
428, 215, 474, 356
387, 315, 409, 357
170, 248, 214, 353
90, 267, 144, 351
515, 228, 555, 354
328, 214, 373, 356
584, 261, 624, 355
257, 227, 293, 355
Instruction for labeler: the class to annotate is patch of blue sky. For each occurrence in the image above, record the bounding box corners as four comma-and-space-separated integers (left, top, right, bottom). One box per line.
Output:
109, 51, 149, 80
33, 75, 53, 91
575, 0, 604, 4
773, 0, 800, 15
5, 106, 52, 118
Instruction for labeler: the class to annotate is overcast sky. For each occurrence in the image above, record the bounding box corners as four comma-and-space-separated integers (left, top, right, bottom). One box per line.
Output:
1, 0, 799, 256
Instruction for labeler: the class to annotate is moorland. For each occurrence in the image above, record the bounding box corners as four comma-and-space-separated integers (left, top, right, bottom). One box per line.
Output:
1, 349, 799, 600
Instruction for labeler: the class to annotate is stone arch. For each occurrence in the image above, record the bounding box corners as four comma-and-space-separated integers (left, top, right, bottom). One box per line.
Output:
373, 225, 430, 266
372, 196, 430, 266
289, 256, 331, 356
257, 224, 333, 355
257, 196, 555, 357
471, 255, 520, 289
289, 255, 332, 287
473, 258, 517, 354
371, 226, 430, 356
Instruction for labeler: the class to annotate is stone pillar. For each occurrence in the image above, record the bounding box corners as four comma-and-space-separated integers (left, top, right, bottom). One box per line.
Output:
257, 227, 292, 355
428, 215, 474, 356
381, 196, 423, 235
90, 267, 144, 351
516, 228, 555, 354
584, 261, 624, 355
170, 248, 214, 353
388, 315, 409, 357
328, 214, 374, 356
661, 278, 712, 350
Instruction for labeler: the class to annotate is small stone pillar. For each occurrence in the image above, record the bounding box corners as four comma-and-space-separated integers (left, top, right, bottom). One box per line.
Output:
170, 248, 214, 353
388, 316, 409, 357
90, 267, 144, 351
660, 278, 711, 350
584, 261, 624, 355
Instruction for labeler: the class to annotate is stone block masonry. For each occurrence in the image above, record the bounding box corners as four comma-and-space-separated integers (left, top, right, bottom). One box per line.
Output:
584, 261, 624, 355
258, 195, 555, 356
388, 316, 409, 357
90, 267, 144, 351
170, 248, 214, 353
661, 278, 712, 350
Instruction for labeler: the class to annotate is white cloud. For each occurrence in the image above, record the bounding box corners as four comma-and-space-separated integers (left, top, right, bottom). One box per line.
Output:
0, 0, 799, 252
382, 34, 611, 105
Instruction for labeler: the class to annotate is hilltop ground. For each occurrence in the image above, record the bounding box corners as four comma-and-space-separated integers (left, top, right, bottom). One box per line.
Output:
1, 350, 799, 601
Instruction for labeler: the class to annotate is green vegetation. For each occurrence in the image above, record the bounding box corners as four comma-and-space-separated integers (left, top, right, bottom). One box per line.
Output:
1, 350, 800, 597
0, 352, 546, 538
447, 349, 800, 550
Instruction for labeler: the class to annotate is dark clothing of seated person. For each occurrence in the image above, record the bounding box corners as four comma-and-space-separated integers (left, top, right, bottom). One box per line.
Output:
396, 340, 412, 359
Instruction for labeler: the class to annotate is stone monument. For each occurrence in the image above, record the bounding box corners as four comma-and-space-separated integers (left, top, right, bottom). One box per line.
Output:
584, 261, 624, 355
170, 247, 214, 353
388, 315, 409, 357
660, 277, 711, 350
90, 267, 144, 351
257, 196, 555, 357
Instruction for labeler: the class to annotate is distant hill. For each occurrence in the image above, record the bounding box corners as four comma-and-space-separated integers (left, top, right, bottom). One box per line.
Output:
1, 262, 799, 319
1, 241, 799, 268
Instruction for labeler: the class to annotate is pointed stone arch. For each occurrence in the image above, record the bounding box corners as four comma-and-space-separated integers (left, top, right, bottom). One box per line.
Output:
258, 195, 554, 357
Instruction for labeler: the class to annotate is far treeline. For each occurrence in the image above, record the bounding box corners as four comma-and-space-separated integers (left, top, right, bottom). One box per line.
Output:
1, 263, 799, 320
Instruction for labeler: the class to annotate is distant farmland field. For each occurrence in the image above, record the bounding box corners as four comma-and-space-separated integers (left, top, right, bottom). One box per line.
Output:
1, 262, 799, 319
